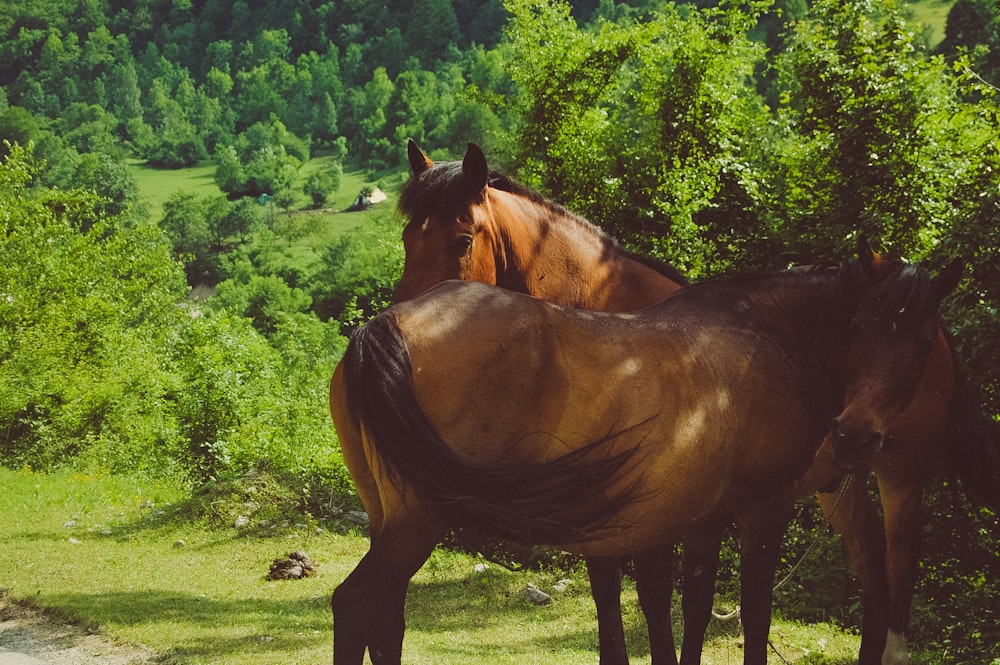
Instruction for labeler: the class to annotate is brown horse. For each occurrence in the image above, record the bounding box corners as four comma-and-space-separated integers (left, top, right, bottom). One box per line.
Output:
339, 141, 1000, 665
331, 247, 963, 665
332, 140, 686, 665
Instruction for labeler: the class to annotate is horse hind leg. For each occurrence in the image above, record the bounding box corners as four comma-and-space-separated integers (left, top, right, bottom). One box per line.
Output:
331, 515, 444, 665
678, 522, 725, 665
736, 501, 795, 665
633, 545, 679, 665
586, 556, 631, 665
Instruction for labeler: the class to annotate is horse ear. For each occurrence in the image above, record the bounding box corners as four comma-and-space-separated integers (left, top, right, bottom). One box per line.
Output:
856, 237, 878, 279
931, 259, 963, 302
462, 143, 489, 192
407, 139, 433, 176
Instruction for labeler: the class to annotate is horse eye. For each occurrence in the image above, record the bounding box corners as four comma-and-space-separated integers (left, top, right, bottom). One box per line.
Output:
454, 234, 473, 255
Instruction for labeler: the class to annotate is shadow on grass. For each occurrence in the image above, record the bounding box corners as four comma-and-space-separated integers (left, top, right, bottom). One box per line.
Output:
404, 575, 857, 665
31, 567, 859, 664
35, 588, 330, 660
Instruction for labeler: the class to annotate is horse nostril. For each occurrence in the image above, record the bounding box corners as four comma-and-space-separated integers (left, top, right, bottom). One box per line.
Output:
830, 419, 884, 471
861, 430, 884, 453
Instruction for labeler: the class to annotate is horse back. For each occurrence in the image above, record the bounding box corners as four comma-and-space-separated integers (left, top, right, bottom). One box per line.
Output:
392, 280, 828, 478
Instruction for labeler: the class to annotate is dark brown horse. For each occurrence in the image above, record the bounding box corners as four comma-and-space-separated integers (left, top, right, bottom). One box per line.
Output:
331, 246, 963, 665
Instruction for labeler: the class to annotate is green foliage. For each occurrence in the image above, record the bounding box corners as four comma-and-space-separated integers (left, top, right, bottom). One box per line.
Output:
0, 144, 188, 475
504, 0, 772, 276
308, 208, 404, 328
909, 486, 1000, 662
303, 161, 343, 208
172, 307, 346, 484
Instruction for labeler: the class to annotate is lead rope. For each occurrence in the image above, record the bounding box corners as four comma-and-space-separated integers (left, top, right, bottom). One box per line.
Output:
708, 474, 857, 662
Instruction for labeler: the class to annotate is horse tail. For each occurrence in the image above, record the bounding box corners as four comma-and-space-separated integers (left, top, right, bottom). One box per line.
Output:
945, 353, 1000, 512
343, 312, 645, 545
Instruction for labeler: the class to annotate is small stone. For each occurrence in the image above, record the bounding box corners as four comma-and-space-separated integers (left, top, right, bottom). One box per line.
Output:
234, 515, 249, 529
524, 583, 552, 606
63, 520, 77, 529
173, 539, 186, 548
552, 579, 574, 593
67, 537, 81, 545
344, 511, 369, 526
473, 563, 490, 575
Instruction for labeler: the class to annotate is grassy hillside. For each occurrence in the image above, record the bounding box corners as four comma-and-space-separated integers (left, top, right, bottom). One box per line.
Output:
907, 0, 956, 44
128, 158, 394, 224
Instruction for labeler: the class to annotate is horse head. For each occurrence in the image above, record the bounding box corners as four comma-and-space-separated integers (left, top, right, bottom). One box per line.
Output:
394, 140, 500, 302
832, 239, 963, 471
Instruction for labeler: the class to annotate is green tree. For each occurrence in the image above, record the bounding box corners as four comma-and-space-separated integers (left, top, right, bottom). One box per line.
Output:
768, 0, 987, 263
303, 161, 343, 208
71, 151, 140, 217
0, 144, 188, 473
160, 191, 217, 283
309, 209, 403, 326
214, 144, 246, 195
0, 107, 42, 157
407, 0, 461, 67
504, 0, 769, 276
58, 102, 120, 156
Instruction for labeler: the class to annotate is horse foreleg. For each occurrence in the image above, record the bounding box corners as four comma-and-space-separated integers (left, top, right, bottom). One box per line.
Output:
331, 516, 443, 665
818, 477, 888, 665
678, 522, 725, 665
875, 473, 925, 665
586, 556, 630, 665
737, 502, 793, 665
634, 545, 678, 665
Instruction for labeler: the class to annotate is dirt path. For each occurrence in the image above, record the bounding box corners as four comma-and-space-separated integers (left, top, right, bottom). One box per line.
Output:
0, 594, 157, 665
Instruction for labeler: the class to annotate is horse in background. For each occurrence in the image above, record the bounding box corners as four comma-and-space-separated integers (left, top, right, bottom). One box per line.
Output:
331, 243, 964, 665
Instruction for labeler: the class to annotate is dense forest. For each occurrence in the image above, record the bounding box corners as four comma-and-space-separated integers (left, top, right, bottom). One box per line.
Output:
2, 0, 1000, 661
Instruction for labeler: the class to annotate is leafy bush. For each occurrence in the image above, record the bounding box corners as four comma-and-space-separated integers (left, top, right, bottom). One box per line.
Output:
309, 208, 403, 327
0, 144, 189, 475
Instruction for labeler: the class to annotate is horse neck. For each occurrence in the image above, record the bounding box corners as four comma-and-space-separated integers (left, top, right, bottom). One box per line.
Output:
487, 189, 682, 312
745, 270, 855, 390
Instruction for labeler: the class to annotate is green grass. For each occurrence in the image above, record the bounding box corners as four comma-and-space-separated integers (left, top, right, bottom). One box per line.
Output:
127, 157, 400, 224
906, 0, 956, 46
128, 159, 222, 222
0, 468, 863, 664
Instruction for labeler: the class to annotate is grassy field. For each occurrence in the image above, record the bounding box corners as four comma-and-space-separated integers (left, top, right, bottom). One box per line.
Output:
906, 0, 956, 45
0, 468, 864, 664
127, 157, 398, 226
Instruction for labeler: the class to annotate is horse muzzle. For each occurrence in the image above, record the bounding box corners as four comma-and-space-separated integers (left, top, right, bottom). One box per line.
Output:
830, 418, 884, 472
